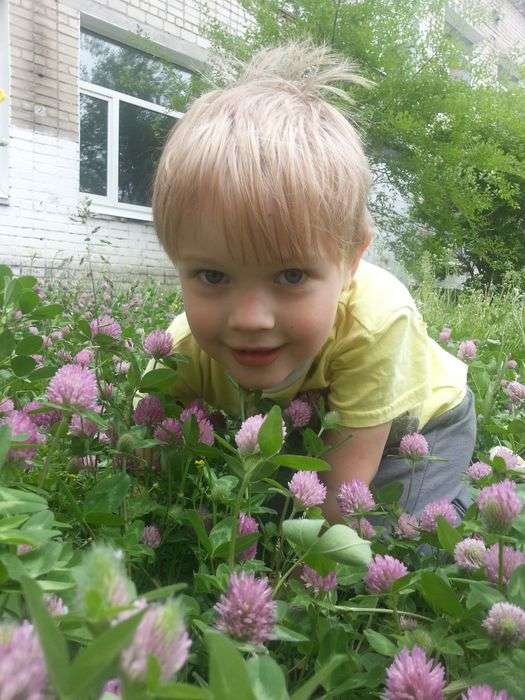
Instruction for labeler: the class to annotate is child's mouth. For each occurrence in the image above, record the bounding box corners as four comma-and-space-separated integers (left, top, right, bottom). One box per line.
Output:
231, 347, 282, 367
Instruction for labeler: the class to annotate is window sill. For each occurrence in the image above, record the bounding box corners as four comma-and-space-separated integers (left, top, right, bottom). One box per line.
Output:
87, 200, 154, 222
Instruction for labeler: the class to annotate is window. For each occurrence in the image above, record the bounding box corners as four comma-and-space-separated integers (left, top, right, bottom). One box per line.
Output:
79, 30, 194, 219
0, 0, 9, 203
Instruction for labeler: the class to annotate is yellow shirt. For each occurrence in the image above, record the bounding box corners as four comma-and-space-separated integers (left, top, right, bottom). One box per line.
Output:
158, 261, 467, 434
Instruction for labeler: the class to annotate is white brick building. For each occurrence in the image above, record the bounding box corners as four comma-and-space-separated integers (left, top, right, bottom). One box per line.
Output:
0, 0, 523, 282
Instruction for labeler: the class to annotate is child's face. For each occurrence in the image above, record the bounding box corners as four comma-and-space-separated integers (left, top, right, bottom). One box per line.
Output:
175, 223, 360, 391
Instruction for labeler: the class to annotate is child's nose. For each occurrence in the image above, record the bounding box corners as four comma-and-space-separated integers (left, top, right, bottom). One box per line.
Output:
227, 291, 276, 331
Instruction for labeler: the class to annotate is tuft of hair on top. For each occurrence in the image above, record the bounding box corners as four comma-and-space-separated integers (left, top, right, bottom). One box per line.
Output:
153, 38, 375, 269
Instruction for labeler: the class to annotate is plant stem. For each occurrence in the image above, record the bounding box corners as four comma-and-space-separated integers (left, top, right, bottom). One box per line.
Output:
228, 473, 250, 568
38, 415, 68, 489
498, 536, 504, 591
272, 496, 292, 574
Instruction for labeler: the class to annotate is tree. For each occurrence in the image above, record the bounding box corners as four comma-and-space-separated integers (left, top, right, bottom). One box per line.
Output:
195, 0, 525, 286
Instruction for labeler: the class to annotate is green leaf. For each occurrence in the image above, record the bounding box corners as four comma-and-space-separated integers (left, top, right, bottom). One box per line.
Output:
139, 367, 179, 392
270, 454, 330, 472
142, 583, 187, 603
364, 629, 398, 656
374, 481, 404, 505
65, 608, 147, 696
83, 471, 131, 513
16, 334, 43, 355
0, 486, 48, 514
246, 655, 289, 700
471, 653, 525, 697
18, 289, 39, 313
436, 516, 461, 553
11, 354, 37, 377
153, 684, 212, 699
0, 425, 11, 468
301, 428, 325, 456
32, 303, 64, 320
419, 571, 464, 618
182, 509, 212, 553
205, 630, 257, 700
258, 405, 284, 458
0, 329, 15, 360
273, 625, 310, 642
290, 655, 346, 700
282, 519, 325, 550
20, 576, 70, 695
466, 581, 505, 610
508, 565, 525, 608
310, 524, 372, 566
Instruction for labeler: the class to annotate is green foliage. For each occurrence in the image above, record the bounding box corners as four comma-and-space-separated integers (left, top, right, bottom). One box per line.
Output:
0, 263, 524, 697
199, 0, 525, 286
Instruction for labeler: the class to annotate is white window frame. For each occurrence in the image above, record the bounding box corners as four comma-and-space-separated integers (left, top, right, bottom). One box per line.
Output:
79, 73, 184, 221
0, 0, 10, 204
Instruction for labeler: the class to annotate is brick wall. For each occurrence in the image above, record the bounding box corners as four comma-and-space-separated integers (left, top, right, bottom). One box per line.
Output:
0, 0, 523, 283
0, 0, 252, 282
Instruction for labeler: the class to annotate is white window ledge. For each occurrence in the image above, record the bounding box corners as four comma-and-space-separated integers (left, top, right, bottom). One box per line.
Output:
88, 200, 154, 222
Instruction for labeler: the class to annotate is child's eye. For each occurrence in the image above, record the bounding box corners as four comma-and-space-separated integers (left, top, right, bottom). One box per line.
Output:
277, 269, 307, 285
196, 270, 227, 285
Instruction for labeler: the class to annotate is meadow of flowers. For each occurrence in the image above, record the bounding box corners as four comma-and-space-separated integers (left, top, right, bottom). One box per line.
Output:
0, 262, 524, 699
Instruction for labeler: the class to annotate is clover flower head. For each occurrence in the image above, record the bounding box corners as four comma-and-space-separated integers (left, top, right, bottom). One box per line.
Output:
489, 446, 519, 470
396, 513, 420, 539
90, 314, 122, 340
238, 512, 259, 561
420, 499, 460, 532
482, 602, 525, 644
364, 554, 408, 594
214, 572, 276, 645
484, 543, 525, 585
235, 414, 266, 454
350, 516, 376, 540
454, 537, 487, 570
458, 340, 477, 360
337, 479, 375, 516
154, 418, 183, 445
0, 410, 44, 464
23, 400, 61, 431
44, 594, 69, 616
143, 330, 173, 359
438, 327, 451, 343
121, 600, 191, 681
300, 565, 337, 594
288, 471, 327, 509
477, 479, 523, 532
0, 621, 48, 699
142, 525, 161, 549
505, 381, 525, 404
46, 363, 98, 410
467, 461, 493, 481
284, 398, 313, 428
74, 348, 95, 367
399, 432, 429, 458
180, 401, 215, 445
74, 544, 136, 615
133, 395, 165, 427
384, 645, 445, 700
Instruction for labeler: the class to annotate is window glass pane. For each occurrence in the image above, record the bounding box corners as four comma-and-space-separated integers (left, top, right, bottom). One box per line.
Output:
80, 93, 108, 197
80, 29, 193, 109
118, 102, 176, 206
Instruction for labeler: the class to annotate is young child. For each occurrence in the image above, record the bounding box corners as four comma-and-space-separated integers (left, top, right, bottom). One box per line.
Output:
149, 40, 476, 524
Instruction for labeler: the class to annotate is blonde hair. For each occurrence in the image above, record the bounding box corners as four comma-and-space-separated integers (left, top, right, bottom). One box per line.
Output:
153, 39, 374, 267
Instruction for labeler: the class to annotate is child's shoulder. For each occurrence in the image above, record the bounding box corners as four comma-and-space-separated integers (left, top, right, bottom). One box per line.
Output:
166, 312, 192, 347
340, 260, 420, 336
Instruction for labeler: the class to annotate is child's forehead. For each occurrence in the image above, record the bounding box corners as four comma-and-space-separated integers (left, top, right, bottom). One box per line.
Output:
174, 217, 341, 268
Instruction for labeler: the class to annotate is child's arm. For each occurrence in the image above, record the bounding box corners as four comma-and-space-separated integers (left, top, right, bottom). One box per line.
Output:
320, 421, 392, 524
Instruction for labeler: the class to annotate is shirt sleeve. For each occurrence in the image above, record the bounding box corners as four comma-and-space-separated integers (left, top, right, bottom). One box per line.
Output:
327, 308, 432, 428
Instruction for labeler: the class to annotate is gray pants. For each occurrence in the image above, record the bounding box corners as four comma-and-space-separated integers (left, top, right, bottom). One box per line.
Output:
371, 387, 477, 518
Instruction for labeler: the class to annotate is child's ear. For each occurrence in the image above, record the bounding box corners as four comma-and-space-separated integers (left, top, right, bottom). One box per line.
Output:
343, 242, 368, 289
